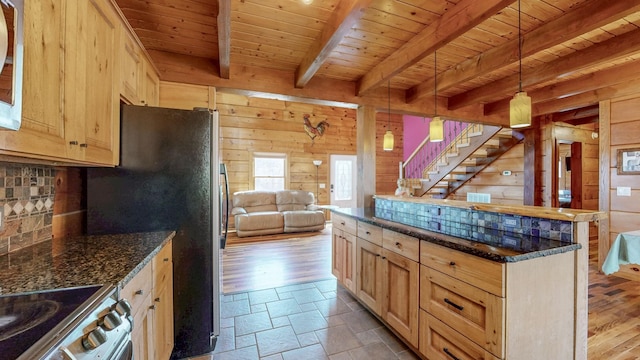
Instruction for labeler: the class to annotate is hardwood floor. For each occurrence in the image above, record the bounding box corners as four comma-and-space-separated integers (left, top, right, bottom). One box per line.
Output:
220, 227, 640, 359
221, 226, 333, 294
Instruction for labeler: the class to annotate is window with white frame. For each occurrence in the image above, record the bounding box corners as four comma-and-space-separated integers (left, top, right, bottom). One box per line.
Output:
253, 153, 287, 191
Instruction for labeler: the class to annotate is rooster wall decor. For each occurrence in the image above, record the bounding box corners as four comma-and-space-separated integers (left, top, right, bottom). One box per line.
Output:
303, 114, 330, 144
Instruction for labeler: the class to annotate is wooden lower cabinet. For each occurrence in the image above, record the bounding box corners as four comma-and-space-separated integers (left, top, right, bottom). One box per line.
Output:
382, 248, 419, 347
420, 310, 500, 360
332, 214, 357, 293
355, 237, 383, 313
355, 236, 419, 348
121, 241, 174, 360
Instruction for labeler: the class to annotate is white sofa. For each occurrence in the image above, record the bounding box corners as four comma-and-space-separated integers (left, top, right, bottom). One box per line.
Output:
231, 190, 325, 237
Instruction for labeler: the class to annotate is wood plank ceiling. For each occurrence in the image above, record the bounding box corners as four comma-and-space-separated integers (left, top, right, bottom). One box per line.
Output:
114, 0, 640, 127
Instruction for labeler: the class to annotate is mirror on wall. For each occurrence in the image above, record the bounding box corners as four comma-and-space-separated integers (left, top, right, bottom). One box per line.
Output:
0, 0, 22, 130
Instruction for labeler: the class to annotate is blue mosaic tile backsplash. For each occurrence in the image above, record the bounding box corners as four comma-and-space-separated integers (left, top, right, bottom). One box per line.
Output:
374, 197, 573, 244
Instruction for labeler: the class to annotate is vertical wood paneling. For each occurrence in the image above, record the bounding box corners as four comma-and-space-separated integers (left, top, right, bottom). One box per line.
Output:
601, 93, 640, 279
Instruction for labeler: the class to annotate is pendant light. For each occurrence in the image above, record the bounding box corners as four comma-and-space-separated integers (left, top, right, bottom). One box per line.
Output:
510, 0, 531, 128
383, 80, 394, 151
430, 51, 444, 142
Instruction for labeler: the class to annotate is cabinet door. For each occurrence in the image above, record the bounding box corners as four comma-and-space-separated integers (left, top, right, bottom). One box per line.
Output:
65, 0, 119, 164
154, 283, 174, 360
120, 29, 142, 105
342, 232, 356, 293
331, 228, 344, 282
0, 0, 67, 159
382, 248, 419, 347
143, 58, 160, 106
132, 295, 155, 360
356, 238, 383, 314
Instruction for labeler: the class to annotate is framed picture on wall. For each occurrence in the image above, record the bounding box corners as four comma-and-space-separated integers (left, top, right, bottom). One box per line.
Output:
617, 148, 640, 175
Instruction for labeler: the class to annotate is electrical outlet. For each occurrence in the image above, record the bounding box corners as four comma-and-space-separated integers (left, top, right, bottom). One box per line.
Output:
617, 187, 631, 197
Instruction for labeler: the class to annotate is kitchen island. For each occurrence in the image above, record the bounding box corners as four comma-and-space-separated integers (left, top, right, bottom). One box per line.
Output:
332, 196, 602, 360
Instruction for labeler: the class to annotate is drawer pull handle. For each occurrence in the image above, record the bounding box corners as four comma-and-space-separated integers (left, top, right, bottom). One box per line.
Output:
395, 242, 401, 247
69, 140, 78, 145
155, 297, 160, 302
149, 305, 156, 310
135, 290, 143, 295
341, 222, 345, 226
381, 256, 386, 260
449, 261, 456, 266
376, 254, 381, 257
444, 298, 464, 311
164, 258, 169, 262
366, 231, 371, 235
443, 348, 461, 360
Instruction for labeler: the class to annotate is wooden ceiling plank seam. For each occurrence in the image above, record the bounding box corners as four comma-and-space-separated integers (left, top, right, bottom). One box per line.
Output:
295, 0, 373, 88
406, 0, 640, 104
231, 1, 328, 30
484, 59, 640, 116
126, 19, 218, 41
116, 1, 217, 26
361, 7, 429, 33
116, 0, 218, 17
353, 18, 417, 42
356, 0, 513, 96
371, 1, 442, 24
218, 0, 231, 78
231, 12, 322, 39
448, 26, 640, 110
121, 9, 217, 34
232, 21, 318, 42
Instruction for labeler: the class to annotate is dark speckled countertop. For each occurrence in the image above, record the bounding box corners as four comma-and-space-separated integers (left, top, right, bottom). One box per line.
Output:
0, 231, 175, 295
334, 208, 580, 263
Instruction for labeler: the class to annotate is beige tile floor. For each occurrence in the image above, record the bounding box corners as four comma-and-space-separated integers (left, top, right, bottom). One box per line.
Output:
190, 279, 420, 360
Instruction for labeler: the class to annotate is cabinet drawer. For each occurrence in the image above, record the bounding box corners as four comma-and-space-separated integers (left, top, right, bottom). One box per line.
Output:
121, 260, 153, 315
154, 241, 173, 288
421, 241, 504, 297
419, 310, 500, 360
357, 221, 382, 246
383, 229, 419, 262
421, 266, 504, 357
333, 213, 357, 234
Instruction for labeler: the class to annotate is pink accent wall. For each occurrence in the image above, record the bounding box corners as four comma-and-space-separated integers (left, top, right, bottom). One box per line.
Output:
403, 115, 432, 161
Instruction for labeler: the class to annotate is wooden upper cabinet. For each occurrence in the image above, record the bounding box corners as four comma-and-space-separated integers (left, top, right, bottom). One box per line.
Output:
0, 0, 119, 165
119, 27, 159, 107
143, 58, 160, 107
65, 0, 120, 164
0, 0, 67, 160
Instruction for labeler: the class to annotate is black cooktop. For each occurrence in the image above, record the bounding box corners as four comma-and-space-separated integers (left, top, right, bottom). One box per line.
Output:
0, 285, 103, 360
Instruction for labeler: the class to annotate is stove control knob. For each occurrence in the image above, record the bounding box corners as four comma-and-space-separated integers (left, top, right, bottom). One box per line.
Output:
114, 298, 132, 317
82, 327, 107, 351
100, 310, 123, 331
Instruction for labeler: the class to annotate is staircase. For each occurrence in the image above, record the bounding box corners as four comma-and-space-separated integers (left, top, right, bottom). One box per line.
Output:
409, 124, 524, 198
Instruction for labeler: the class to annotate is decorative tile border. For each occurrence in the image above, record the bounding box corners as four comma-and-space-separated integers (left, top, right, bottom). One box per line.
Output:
374, 197, 573, 244
0, 164, 55, 255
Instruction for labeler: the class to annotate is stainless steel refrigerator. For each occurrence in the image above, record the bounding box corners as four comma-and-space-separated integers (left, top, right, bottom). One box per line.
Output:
86, 104, 222, 359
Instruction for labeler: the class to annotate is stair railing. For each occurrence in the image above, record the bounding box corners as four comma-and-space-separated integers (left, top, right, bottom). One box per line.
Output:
402, 121, 470, 179
421, 123, 483, 179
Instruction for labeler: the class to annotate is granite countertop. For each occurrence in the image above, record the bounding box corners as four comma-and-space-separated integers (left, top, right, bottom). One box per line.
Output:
334, 208, 581, 263
0, 231, 175, 295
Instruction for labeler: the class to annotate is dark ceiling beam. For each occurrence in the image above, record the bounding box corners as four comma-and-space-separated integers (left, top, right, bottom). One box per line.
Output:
484, 60, 640, 116
406, 0, 640, 104
356, 0, 512, 96
449, 27, 640, 110
217, 0, 231, 79
295, 0, 373, 89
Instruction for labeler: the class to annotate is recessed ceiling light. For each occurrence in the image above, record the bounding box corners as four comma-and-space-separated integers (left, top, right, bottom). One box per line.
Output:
302, 0, 313, 4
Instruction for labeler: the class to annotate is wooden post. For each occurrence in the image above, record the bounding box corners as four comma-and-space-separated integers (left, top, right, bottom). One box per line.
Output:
357, 105, 376, 208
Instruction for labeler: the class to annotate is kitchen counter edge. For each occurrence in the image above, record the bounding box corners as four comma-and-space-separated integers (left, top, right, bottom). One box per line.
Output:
332, 208, 581, 263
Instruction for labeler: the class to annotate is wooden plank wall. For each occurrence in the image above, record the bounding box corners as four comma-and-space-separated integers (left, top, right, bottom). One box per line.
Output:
600, 94, 640, 281
449, 144, 525, 205
217, 92, 403, 201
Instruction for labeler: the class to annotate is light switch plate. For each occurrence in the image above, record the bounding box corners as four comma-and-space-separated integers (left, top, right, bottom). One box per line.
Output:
617, 186, 632, 196
319, 183, 325, 189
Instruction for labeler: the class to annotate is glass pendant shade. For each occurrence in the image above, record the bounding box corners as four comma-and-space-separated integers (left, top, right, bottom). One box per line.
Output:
383, 130, 394, 151
429, 116, 444, 142
509, 91, 531, 128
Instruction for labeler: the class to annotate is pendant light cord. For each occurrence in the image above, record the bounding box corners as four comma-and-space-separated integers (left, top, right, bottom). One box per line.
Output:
518, 0, 522, 93
434, 51, 437, 116
388, 80, 391, 128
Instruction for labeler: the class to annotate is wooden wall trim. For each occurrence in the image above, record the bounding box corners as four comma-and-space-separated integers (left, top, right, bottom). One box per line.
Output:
598, 100, 611, 269
523, 128, 538, 206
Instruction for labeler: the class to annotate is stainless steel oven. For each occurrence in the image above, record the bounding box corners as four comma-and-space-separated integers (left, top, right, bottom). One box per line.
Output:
1, 284, 133, 360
